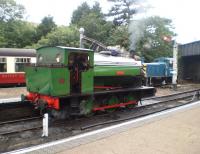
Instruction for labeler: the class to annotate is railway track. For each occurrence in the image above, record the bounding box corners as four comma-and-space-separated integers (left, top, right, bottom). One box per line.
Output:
0, 116, 42, 126
143, 88, 200, 101
81, 94, 197, 130
0, 101, 40, 122
1, 88, 200, 153
0, 116, 42, 136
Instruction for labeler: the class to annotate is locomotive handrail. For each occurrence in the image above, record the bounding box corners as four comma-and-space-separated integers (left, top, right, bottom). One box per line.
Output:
82, 35, 108, 51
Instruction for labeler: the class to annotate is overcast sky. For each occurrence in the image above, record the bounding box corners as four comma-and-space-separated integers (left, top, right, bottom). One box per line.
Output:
16, 0, 200, 44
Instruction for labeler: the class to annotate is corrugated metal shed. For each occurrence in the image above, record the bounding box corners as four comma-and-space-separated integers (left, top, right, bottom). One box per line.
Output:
179, 55, 200, 82
0, 48, 36, 57
179, 41, 200, 57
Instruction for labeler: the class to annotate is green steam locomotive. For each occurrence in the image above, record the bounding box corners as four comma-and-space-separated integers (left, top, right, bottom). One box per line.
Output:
23, 46, 155, 118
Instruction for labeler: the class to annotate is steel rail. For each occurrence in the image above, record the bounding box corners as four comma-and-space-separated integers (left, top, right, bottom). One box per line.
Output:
0, 116, 42, 125
0, 126, 42, 136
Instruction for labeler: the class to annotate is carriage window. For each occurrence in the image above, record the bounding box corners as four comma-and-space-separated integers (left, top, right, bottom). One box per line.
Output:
0, 58, 7, 72
15, 58, 31, 72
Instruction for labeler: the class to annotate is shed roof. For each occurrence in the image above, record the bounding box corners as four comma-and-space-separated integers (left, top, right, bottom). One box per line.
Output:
179, 40, 200, 57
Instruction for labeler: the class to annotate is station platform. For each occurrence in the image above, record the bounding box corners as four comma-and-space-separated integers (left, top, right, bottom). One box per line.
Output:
58, 104, 200, 154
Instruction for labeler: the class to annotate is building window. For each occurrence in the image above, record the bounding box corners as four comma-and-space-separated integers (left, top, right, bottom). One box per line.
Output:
0, 58, 7, 72
15, 58, 31, 72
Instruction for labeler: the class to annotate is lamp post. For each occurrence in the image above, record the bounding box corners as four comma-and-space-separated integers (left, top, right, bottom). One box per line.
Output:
79, 27, 85, 48
172, 40, 178, 90
163, 36, 178, 90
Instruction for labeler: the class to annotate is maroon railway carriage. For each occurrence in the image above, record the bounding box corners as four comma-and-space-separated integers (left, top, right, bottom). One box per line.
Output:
0, 48, 36, 86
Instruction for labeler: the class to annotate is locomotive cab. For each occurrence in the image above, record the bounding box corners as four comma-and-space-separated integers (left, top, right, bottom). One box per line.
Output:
68, 52, 93, 94
25, 46, 94, 96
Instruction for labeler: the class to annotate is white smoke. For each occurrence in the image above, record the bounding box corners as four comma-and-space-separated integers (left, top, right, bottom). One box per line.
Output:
128, 19, 146, 51
128, 0, 153, 51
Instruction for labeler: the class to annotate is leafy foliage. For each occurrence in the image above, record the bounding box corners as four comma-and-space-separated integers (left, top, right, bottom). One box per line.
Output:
0, 0, 25, 21
71, 2, 113, 44
0, 0, 37, 48
0, 0, 176, 63
131, 16, 176, 62
29, 26, 79, 48
0, 20, 37, 48
71, 2, 91, 25
107, 25, 130, 49
77, 13, 113, 44
35, 16, 57, 41
71, 2, 103, 24
107, 0, 138, 25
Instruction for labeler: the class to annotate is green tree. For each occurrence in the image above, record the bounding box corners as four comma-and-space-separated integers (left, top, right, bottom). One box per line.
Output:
0, 0, 25, 22
131, 16, 176, 62
107, 25, 130, 49
71, 2, 91, 25
71, 2, 113, 44
77, 13, 113, 43
71, 2, 103, 25
0, 0, 28, 47
91, 2, 104, 18
107, 0, 138, 25
0, 20, 37, 48
30, 26, 79, 48
36, 16, 57, 41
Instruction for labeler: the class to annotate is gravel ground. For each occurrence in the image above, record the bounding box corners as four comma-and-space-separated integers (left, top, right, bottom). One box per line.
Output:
155, 83, 200, 96
0, 83, 200, 99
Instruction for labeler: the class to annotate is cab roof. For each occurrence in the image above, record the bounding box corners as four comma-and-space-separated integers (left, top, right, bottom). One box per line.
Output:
37, 46, 93, 52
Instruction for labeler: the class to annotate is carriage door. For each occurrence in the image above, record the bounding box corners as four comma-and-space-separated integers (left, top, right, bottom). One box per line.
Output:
68, 52, 93, 94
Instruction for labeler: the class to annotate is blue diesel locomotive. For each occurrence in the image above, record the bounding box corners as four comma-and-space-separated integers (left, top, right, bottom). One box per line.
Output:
143, 57, 173, 86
